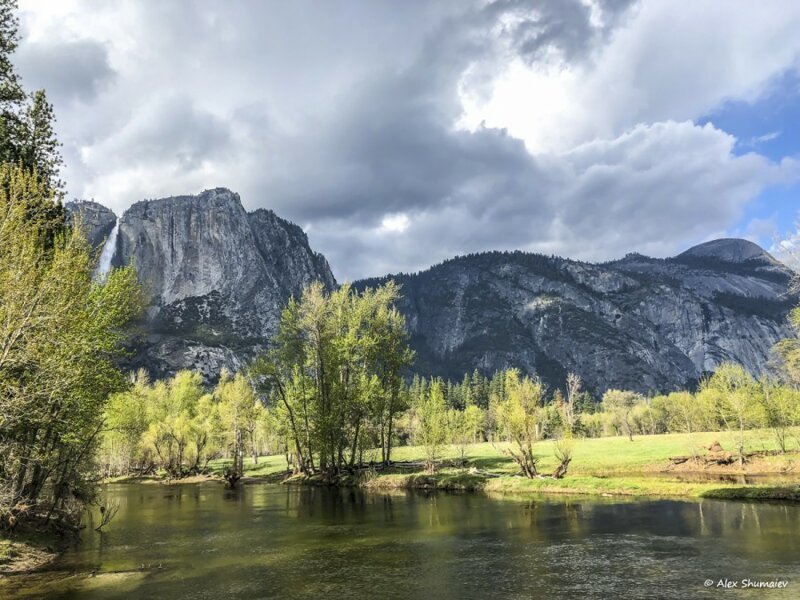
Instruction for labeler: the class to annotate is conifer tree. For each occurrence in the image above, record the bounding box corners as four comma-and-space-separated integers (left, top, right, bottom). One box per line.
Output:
0, 1, 65, 198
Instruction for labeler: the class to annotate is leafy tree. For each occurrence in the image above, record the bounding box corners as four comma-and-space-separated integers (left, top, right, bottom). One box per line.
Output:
0, 1, 65, 196
663, 391, 708, 437
630, 400, 666, 436
461, 373, 473, 407
574, 391, 596, 416
601, 389, 642, 441
699, 363, 765, 465
366, 284, 414, 464
492, 369, 545, 478
775, 307, 800, 385
448, 404, 484, 465
758, 378, 799, 453
463, 405, 484, 444
0, 0, 25, 164
414, 380, 448, 473
103, 370, 231, 479
563, 372, 581, 435
19, 90, 64, 194
471, 369, 489, 409
103, 370, 152, 475
216, 369, 262, 481
250, 281, 413, 476
0, 165, 143, 526
552, 437, 574, 479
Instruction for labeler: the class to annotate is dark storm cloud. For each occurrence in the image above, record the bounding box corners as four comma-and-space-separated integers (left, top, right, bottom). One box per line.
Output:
16, 38, 114, 103
245, 0, 635, 224
489, 0, 626, 63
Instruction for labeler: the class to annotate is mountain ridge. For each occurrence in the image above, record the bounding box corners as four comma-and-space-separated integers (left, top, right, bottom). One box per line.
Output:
68, 190, 797, 392
353, 239, 795, 394
69, 188, 336, 380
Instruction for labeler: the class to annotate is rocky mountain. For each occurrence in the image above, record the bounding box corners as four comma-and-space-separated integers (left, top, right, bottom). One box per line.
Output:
68, 191, 796, 394
355, 239, 796, 394
66, 200, 116, 248
67, 189, 335, 380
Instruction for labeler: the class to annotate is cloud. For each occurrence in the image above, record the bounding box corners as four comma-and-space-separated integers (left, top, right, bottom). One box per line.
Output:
312, 120, 798, 280
15, 38, 114, 103
776, 224, 800, 272
12, 0, 800, 281
83, 96, 232, 170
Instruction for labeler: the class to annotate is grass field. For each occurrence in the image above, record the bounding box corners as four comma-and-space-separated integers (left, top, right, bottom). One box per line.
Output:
203, 430, 800, 501
388, 429, 796, 475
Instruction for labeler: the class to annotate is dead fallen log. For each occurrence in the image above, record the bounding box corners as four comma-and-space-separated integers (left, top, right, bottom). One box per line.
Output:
667, 451, 737, 467
387, 461, 427, 470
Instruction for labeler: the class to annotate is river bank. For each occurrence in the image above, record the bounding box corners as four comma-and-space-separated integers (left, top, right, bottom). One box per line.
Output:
208, 431, 800, 501
102, 431, 800, 502
0, 532, 60, 575
282, 466, 800, 501
103, 467, 800, 502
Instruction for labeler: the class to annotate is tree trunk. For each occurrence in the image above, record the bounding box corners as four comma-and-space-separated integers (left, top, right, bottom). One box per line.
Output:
349, 419, 361, 468
386, 409, 395, 464
552, 457, 571, 479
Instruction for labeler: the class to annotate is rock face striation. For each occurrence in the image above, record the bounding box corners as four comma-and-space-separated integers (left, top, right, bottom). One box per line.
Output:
65, 200, 117, 249
355, 239, 796, 394
70, 189, 335, 380
69, 191, 796, 394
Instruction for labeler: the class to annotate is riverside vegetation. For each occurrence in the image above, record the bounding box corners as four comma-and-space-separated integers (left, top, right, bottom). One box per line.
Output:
97, 281, 800, 503
0, 0, 143, 572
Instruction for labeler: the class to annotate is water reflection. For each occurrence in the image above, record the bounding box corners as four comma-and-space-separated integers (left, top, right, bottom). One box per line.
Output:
1, 483, 798, 599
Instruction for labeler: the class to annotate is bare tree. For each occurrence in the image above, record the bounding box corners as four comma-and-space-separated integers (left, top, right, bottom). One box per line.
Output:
552, 437, 574, 479
564, 372, 581, 435
95, 501, 120, 532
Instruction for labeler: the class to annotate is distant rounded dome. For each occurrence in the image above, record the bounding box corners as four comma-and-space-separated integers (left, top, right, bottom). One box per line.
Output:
678, 238, 777, 264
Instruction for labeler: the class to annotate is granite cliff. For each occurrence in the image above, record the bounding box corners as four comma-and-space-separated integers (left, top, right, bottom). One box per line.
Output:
355, 239, 796, 394
69, 189, 335, 379
66, 200, 116, 248
68, 192, 796, 393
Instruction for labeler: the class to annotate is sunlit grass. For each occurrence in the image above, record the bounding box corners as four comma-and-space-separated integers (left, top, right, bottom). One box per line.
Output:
388, 429, 795, 475
183, 429, 800, 501
207, 454, 288, 479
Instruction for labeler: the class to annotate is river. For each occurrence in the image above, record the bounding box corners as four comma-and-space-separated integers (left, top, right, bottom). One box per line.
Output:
2, 483, 798, 599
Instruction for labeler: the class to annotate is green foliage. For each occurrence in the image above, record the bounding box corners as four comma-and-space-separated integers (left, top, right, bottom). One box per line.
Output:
250, 281, 414, 475
775, 306, 800, 385
698, 363, 766, 462
101, 369, 270, 479
103, 371, 151, 475
602, 389, 643, 441
216, 369, 266, 476
661, 391, 702, 435
491, 369, 545, 477
757, 379, 800, 453
0, 2, 64, 196
0, 165, 143, 524
415, 381, 448, 471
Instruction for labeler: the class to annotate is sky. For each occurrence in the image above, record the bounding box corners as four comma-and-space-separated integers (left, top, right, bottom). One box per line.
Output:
14, 0, 800, 281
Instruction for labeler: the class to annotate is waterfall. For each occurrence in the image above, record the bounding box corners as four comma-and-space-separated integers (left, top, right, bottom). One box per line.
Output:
95, 219, 119, 280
